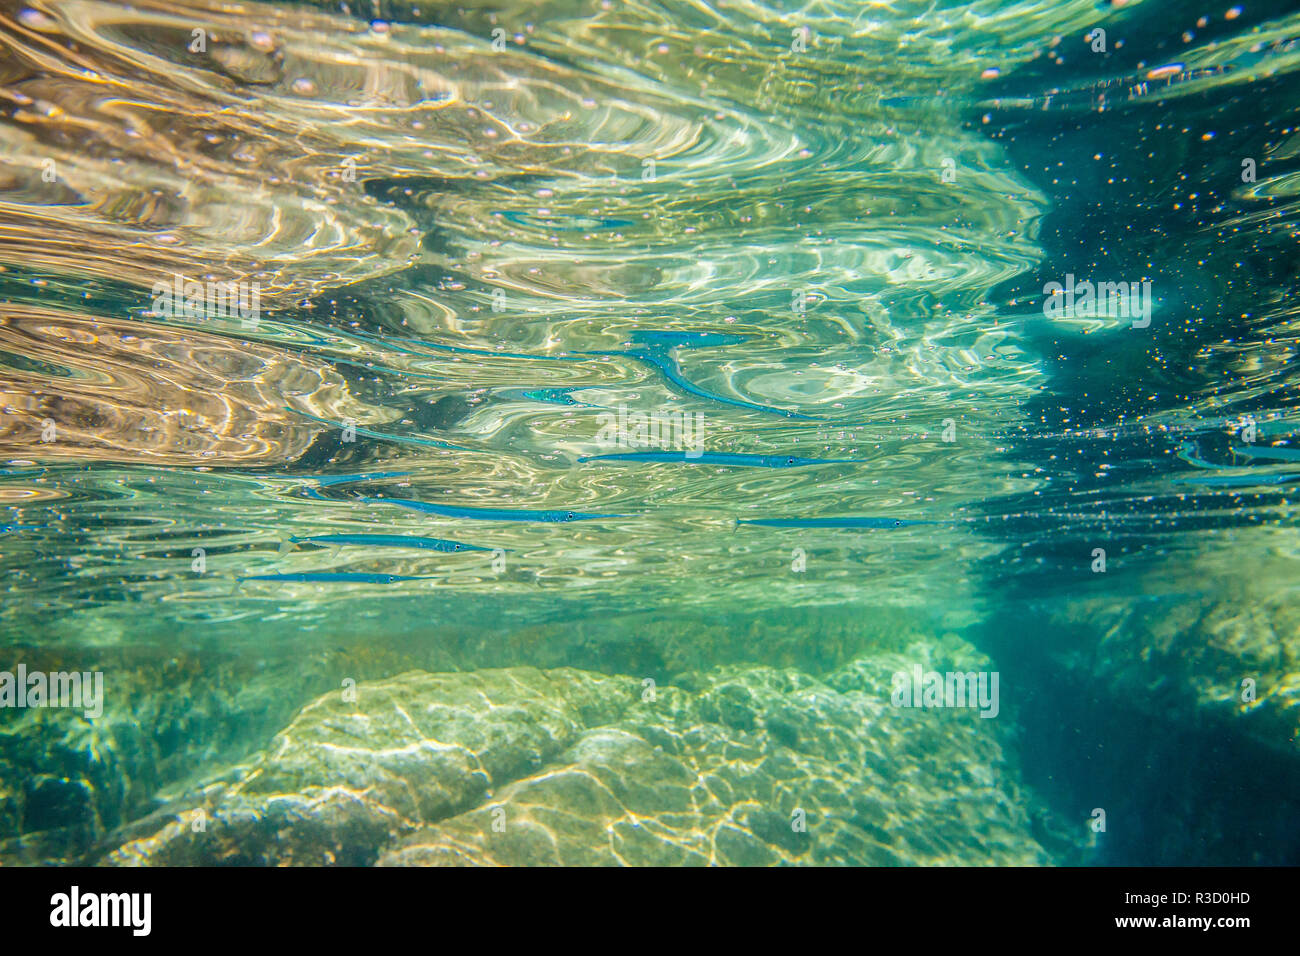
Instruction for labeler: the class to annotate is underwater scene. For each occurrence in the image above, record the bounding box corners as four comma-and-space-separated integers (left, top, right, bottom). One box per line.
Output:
0, 0, 1298, 869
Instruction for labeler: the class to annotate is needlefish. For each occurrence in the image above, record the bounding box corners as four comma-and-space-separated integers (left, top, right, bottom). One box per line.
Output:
1173, 439, 1300, 486
236, 572, 433, 584
361, 496, 629, 522
737, 517, 938, 529
578, 451, 863, 467
581, 330, 822, 421
245, 470, 412, 487
1233, 444, 1300, 463
313, 472, 413, 487
285, 533, 494, 553
286, 408, 468, 451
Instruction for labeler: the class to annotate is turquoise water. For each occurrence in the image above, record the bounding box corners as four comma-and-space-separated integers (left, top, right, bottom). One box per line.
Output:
1, 0, 1299, 865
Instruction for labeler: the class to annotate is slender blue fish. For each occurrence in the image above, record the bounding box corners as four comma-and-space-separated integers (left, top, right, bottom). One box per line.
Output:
244, 470, 411, 486
350, 330, 581, 363
1234, 444, 1300, 462
237, 572, 432, 584
361, 496, 628, 522
629, 331, 750, 349
579, 330, 820, 421
1176, 440, 1221, 469
737, 517, 936, 529
497, 210, 634, 231
1173, 472, 1300, 488
578, 451, 862, 467
289, 533, 493, 552
619, 348, 820, 421
286, 408, 468, 450
314, 472, 413, 486
517, 387, 600, 408
1174, 440, 1300, 484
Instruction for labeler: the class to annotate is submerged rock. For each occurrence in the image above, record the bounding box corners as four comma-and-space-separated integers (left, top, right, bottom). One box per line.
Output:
1004, 531, 1300, 760
0, 643, 443, 865
105, 648, 1054, 866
